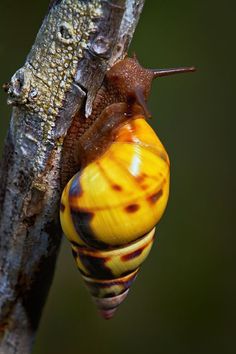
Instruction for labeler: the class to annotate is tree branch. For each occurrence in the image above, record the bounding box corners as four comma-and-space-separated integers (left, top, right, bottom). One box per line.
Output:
0, 0, 145, 353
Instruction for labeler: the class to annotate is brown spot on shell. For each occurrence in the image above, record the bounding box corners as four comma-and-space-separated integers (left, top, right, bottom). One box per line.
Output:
71, 240, 80, 248
72, 249, 77, 259
112, 184, 123, 191
141, 184, 148, 190
158, 151, 169, 164
136, 173, 149, 190
70, 208, 110, 249
148, 189, 163, 204
136, 173, 147, 183
78, 253, 113, 280
121, 248, 144, 261
125, 204, 140, 213
60, 203, 65, 212
121, 233, 154, 262
69, 173, 83, 198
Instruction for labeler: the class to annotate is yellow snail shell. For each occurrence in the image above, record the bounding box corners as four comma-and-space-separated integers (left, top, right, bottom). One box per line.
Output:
60, 109, 170, 319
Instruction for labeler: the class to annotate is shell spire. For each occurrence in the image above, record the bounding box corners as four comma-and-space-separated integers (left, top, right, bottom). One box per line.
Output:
70, 228, 155, 319
95, 289, 130, 319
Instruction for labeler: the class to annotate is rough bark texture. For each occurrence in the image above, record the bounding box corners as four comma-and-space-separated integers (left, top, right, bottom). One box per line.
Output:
0, 0, 145, 353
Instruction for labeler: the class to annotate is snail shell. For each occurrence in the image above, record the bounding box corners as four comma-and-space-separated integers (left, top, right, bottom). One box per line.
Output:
60, 104, 170, 319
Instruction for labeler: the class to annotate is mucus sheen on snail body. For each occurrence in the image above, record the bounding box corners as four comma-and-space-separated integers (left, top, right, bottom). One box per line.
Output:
60, 57, 195, 319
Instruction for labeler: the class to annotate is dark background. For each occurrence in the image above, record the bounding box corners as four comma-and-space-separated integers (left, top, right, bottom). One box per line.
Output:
0, 1, 235, 354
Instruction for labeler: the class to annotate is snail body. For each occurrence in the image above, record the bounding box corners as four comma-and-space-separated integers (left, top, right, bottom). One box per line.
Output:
60, 58, 195, 318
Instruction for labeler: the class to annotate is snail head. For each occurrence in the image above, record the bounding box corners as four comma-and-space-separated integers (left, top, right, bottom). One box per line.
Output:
106, 56, 195, 118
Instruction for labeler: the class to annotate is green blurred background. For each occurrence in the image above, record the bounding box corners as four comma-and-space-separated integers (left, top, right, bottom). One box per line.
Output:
0, 1, 235, 353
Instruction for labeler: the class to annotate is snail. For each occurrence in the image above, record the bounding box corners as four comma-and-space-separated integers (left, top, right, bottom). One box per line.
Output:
60, 57, 195, 319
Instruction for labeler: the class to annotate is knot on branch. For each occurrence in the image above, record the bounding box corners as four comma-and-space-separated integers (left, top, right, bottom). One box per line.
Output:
7, 68, 35, 106
57, 22, 76, 44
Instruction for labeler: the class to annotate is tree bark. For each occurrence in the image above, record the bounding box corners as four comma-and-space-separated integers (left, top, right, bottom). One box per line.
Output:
0, 0, 145, 353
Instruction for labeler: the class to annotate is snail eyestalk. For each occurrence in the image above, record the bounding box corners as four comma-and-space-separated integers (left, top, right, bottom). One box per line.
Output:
152, 66, 196, 78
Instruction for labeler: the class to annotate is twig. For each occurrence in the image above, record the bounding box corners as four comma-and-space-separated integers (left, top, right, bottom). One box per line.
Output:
0, 0, 145, 353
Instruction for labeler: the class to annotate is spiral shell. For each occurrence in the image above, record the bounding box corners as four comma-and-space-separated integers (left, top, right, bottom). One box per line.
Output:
60, 113, 170, 318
